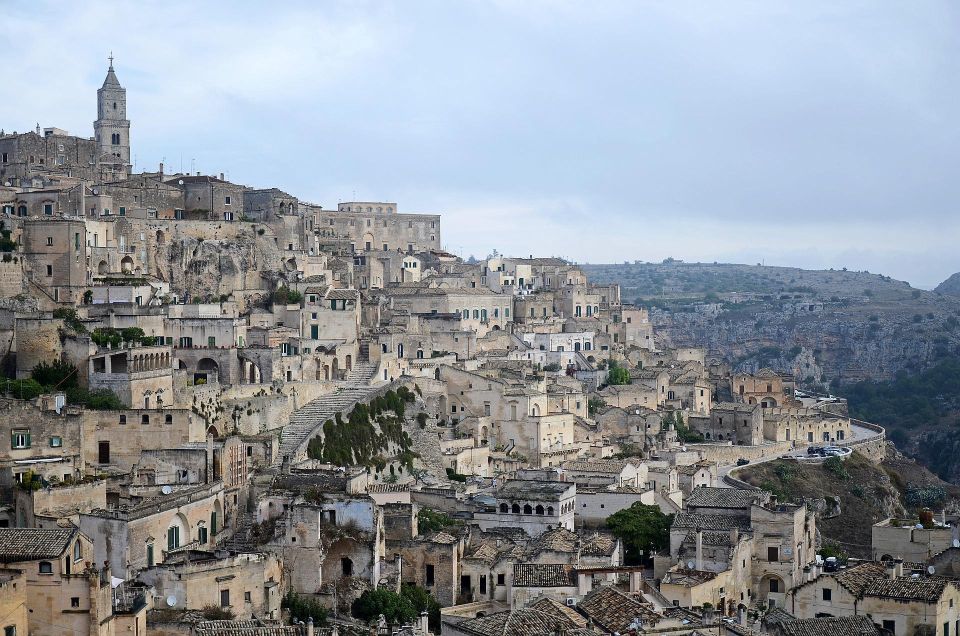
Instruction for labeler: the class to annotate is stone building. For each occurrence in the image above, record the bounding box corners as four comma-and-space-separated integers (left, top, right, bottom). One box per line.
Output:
0, 527, 126, 636
473, 480, 576, 536
78, 481, 226, 578
787, 560, 960, 636
318, 202, 440, 254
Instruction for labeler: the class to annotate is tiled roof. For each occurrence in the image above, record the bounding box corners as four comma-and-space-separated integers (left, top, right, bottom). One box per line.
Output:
527, 597, 588, 627
561, 459, 629, 474
577, 585, 662, 632
581, 532, 618, 557
681, 530, 736, 547
512, 563, 577, 587
661, 568, 717, 587
195, 620, 304, 635
451, 608, 579, 636
774, 615, 880, 636
832, 562, 888, 596
529, 527, 578, 554
863, 576, 951, 602
685, 487, 762, 510
0, 528, 75, 562
497, 480, 574, 500
673, 512, 752, 532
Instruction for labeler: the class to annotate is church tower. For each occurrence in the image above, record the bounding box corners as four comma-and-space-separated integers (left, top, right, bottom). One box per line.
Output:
94, 54, 131, 181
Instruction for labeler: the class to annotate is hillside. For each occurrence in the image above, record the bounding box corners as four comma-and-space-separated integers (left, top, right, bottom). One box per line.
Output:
583, 262, 960, 382
936, 273, 960, 297
736, 449, 960, 558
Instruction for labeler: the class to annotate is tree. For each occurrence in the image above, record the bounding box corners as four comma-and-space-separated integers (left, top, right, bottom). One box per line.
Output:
606, 503, 673, 565
31, 360, 79, 389
607, 361, 631, 386
351, 589, 416, 625
400, 585, 441, 631
282, 591, 329, 626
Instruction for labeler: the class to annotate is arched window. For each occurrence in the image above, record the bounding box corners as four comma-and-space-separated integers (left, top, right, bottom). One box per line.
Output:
547, 506, 554, 516
511, 503, 520, 514
73, 541, 81, 561
499, 503, 508, 513
523, 504, 532, 515
39, 561, 53, 574
535, 505, 544, 515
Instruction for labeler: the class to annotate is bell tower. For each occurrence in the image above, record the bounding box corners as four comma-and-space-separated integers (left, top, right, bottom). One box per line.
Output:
94, 53, 131, 180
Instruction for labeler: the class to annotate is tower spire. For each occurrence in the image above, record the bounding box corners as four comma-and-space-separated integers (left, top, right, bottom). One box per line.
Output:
108, 51, 114, 70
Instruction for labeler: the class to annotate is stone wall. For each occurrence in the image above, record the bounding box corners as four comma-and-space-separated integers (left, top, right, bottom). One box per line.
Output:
686, 440, 793, 466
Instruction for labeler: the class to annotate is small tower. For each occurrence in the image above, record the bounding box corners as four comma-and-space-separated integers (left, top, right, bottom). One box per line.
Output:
94, 53, 131, 180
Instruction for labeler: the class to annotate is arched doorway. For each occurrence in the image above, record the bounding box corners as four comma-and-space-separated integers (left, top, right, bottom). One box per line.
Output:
120, 255, 134, 273
345, 355, 352, 372
331, 357, 339, 380
195, 358, 219, 385
98, 260, 108, 274
759, 574, 786, 608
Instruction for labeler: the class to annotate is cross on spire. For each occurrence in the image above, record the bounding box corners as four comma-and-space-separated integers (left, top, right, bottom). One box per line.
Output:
108, 51, 114, 69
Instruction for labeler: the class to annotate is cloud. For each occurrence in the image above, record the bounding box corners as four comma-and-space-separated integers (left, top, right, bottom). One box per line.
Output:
2, 0, 958, 286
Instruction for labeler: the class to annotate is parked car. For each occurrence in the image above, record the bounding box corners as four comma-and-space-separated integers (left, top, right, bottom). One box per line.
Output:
824, 556, 839, 572
736, 458, 750, 466
807, 446, 824, 455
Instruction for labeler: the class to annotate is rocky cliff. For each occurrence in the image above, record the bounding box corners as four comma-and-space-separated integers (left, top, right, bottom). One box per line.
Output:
935, 272, 960, 297
584, 262, 960, 382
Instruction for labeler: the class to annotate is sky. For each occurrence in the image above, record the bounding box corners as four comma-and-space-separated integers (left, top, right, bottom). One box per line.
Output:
3, 1, 959, 288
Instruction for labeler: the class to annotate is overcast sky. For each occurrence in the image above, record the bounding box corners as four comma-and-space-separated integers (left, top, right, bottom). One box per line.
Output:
4, 1, 959, 288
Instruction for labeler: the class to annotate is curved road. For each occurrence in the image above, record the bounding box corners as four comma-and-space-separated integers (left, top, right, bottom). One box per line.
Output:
718, 420, 883, 488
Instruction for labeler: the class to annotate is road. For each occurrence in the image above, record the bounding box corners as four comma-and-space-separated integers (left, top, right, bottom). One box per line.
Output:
717, 419, 884, 488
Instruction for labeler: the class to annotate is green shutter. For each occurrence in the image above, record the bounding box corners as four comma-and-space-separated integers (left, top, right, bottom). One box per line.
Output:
211, 511, 218, 535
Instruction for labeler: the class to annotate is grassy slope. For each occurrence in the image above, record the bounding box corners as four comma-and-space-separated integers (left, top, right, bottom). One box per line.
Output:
736, 451, 960, 557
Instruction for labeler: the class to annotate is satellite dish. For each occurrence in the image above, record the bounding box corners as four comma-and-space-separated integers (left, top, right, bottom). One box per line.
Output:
687, 560, 696, 569
953, 539, 959, 548
178, 179, 184, 185
928, 566, 936, 575
161, 485, 173, 495
166, 595, 177, 607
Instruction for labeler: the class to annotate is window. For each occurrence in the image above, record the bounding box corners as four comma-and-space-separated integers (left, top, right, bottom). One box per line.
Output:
822, 588, 831, 601
43, 203, 53, 215
71, 597, 80, 608
768, 546, 779, 562
11, 430, 30, 449
39, 561, 53, 574
46, 265, 52, 276
341, 557, 353, 576
198, 524, 208, 544
167, 526, 180, 550
426, 564, 435, 586
119, 414, 126, 425
5, 626, 16, 636
46, 236, 53, 246
225, 196, 231, 205
141, 414, 150, 425
497, 573, 505, 586
769, 578, 780, 593
220, 589, 230, 607
480, 575, 487, 594
208, 336, 216, 347
882, 620, 895, 634
244, 591, 252, 603
73, 541, 81, 561
50, 436, 62, 448
146, 543, 154, 567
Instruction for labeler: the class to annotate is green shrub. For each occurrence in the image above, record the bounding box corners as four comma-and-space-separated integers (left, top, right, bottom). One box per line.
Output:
823, 456, 849, 480
352, 589, 416, 625
282, 591, 328, 626
31, 360, 79, 389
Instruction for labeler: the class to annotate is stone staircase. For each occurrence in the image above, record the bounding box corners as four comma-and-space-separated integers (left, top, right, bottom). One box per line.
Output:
220, 510, 256, 553
276, 361, 382, 465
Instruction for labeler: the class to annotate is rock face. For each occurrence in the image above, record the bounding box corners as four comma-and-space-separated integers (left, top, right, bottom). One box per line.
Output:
584, 262, 960, 382
935, 273, 960, 297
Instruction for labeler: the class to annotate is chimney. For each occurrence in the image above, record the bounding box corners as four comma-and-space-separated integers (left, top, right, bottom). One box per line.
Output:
219, 172, 224, 181
729, 527, 739, 546
803, 564, 812, 582
695, 528, 703, 570
894, 558, 904, 578
769, 494, 778, 508
702, 604, 715, 624
307, 617, 314, 636
159, 162, 164, 176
